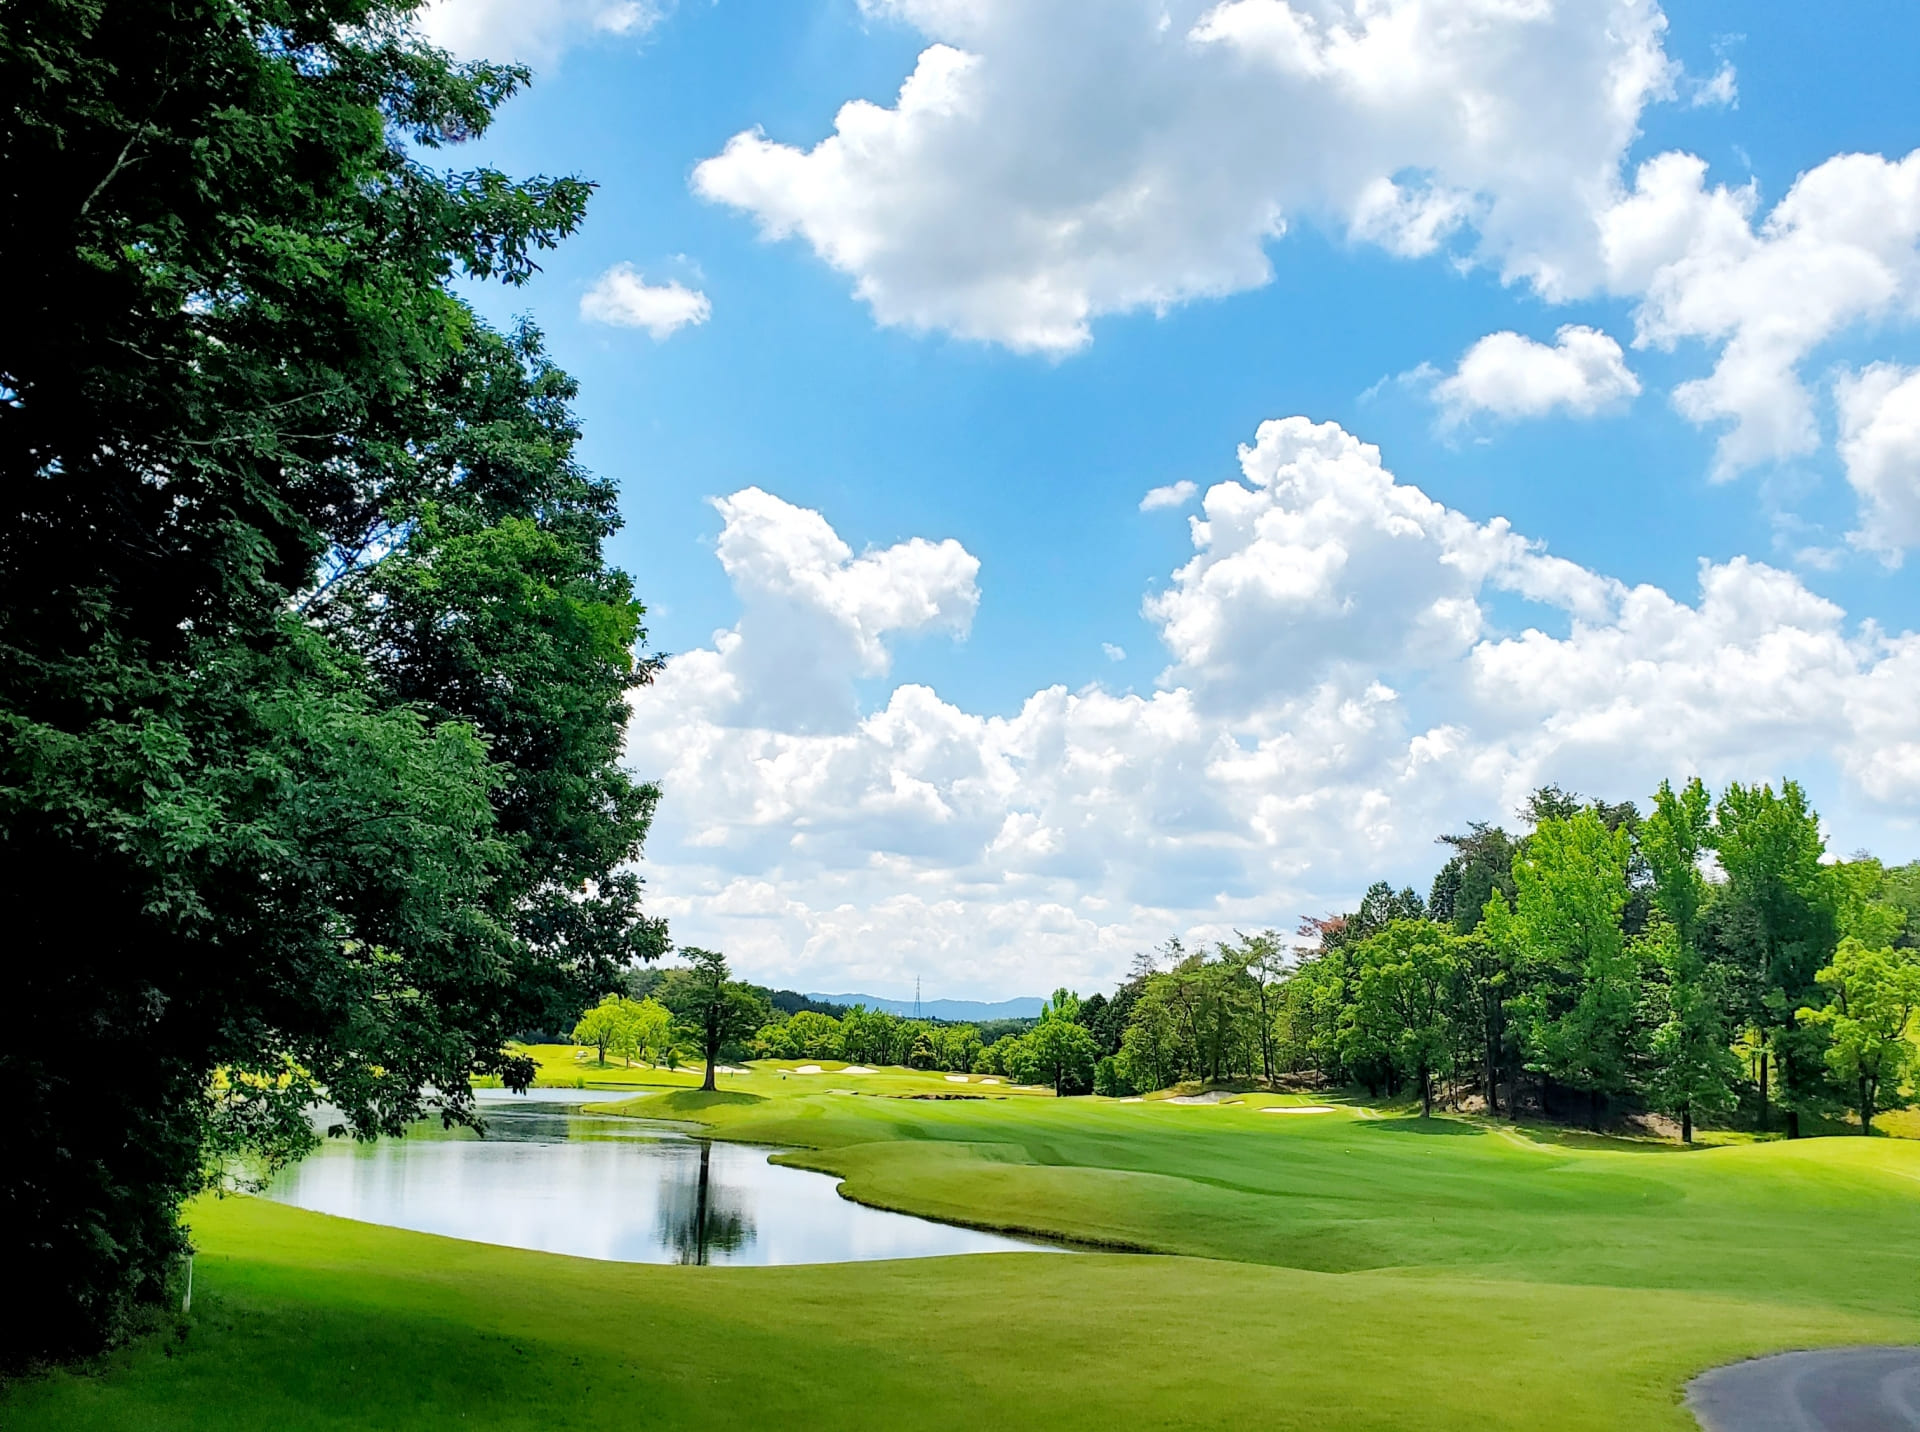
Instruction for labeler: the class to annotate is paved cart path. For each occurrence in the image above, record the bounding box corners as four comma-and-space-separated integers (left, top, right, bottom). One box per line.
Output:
1689, 1348, 1920, 1431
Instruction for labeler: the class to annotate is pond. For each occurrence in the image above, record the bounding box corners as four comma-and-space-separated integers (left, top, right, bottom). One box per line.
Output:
265, 1094, 1052, 1266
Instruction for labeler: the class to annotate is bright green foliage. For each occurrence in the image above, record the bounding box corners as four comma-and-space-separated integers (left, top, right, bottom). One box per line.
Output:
572, 997, 631, 1065
1798, 938, 1920, 1133
569, 996, 668, 1067
1642, 919, 1741, 1142
1643, 778, 1713, 948
628, 999, 674, 1067
1026, 1016, 1101, 1096
1502, 812, 1641, 1126
757, 1010, 845, 1060
2, 0, 669, 1356
1341, 920, 1463, 1116
1709, 781, 1837, 1132
1639, 782, 1738, 1141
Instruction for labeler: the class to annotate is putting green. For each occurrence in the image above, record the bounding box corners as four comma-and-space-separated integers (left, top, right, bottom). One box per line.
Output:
7, 1072, 1917, 1430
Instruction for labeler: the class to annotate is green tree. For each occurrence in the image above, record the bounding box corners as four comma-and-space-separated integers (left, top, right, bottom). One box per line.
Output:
1798, 939, 1920, 1134
1, 0, 666, 1355
1342, 921, 1462, 1117
1642, 920, 1740, 1143
572, 996, 628, 1066
1504, 811, 1641, 1129
629, 998, 673, 1067
1428, 823, 1518, 934
1711, 781, 1838, 1136
1027, 1018, 1100, 1096
1640, 779, 1737, 1142
660, 951, 771, 1092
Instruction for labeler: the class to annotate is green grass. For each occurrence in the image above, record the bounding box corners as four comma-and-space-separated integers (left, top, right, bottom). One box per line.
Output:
8, 1068, 1919, 1430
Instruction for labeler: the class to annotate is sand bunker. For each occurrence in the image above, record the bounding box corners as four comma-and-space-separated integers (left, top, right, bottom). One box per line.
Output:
945, 1074, 969, 1083
980, 1077, 1001, 1085
1260, 1104, 1336, 1114
841, 1065, 876, 1075
1167, 1091, 1242, 1105
792, 1064, 823, 1074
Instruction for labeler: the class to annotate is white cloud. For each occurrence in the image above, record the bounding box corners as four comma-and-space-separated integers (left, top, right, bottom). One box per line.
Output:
1837, 363, 1920, 562
1689, 61, 1737, 109
1139, 480, 1198, 511
1602, 148, 1920, 478
683, 3, 1920, 548
626, 415, 1920, 996
693, 0, 1678, 352
1432, 325, 1641, 424
415, 0, 666, 66
580, 264, 712, 339
652, 486, 979, 734
1103, 643, 1128, 662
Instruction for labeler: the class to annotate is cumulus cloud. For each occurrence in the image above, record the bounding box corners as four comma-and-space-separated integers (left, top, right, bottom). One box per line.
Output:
580, 264, 712, 338
626, 415, 1920, 995
1433, 325, 1641, 425
1602, 148, 1920, 478
684, 3, 1920, 548
1837, 363, 1920, 562
1140, 480, 1199, 511
415, 0, 666, 66
692, 0, 1677, 353
652, 487, 978, 734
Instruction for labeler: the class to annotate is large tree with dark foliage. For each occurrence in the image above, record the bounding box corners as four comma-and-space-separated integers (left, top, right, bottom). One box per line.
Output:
0, 0, 663, 1359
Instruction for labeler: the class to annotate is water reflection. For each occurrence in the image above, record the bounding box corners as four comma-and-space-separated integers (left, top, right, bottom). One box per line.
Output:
656, 1140, 754, 1265
264, 1102, 1051, 1266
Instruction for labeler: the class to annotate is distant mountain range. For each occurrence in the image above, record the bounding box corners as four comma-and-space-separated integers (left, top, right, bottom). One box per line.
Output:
804, 993, 1046, 1021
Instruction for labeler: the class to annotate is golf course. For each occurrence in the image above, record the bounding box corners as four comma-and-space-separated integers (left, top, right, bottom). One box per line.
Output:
8, 1061, 1917, 1431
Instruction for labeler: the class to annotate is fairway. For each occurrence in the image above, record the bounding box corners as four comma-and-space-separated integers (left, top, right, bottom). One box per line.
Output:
8, 1073, 1918, 1431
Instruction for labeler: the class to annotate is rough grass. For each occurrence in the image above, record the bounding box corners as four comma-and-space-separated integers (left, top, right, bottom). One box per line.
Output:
7, 1067, 1918, 1430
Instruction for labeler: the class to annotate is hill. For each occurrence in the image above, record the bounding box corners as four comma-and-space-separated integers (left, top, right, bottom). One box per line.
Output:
804, 992, 1046, 1021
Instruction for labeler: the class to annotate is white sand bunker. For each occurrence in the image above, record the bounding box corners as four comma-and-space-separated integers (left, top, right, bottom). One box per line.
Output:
792, 1065, 823, 1074
980, 1077, 1000, 1085
1118, 1097, 1144, 1104
841, 1065, 876, 1075
1167, 1091, 1242, 1105
945, 1074, 969, 1083
1261, 1104, 1336, 1114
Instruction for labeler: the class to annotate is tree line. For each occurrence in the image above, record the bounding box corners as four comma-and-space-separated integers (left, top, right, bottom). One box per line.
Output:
1080, 781, 1919, 1138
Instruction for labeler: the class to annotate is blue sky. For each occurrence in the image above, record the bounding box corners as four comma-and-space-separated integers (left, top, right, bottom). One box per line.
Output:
434, 0, 1920, 997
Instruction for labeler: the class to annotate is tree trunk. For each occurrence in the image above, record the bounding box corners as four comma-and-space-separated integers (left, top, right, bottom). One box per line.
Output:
1588, 1088, 1601, 1134
1861, 1076, 1874, 1135
1757, 1049, 1768, 1133
1420, 1069, 1432, 1118
1680, 1103, 1692, 1145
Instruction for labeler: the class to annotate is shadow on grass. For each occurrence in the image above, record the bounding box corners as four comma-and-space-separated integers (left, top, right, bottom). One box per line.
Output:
1501, 1122, 1688, 1154
645, 1089, 767, 1116
1356, 1117, 1484, 1136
